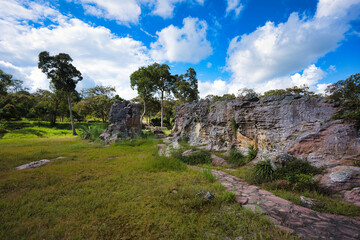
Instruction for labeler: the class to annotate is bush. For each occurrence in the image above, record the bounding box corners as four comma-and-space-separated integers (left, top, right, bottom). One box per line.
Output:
273, 158, 322, 182
247, 145, 258, 160
228, 148, 247, 167
292, 173, 319, 191
253, 159, 274, 183
79, 125, 106, 141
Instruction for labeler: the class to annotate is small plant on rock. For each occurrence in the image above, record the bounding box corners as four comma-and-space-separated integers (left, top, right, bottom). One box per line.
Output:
247, 144, 258, 160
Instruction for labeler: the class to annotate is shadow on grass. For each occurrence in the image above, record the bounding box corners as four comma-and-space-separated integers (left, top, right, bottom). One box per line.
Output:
9, 128, 47, 137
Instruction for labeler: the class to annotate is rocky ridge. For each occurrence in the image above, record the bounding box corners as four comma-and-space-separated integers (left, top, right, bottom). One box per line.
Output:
172, 94, 360, 194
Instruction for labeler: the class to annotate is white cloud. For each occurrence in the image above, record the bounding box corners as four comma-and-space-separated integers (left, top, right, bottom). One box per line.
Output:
226, 0, 360, 93
0, 1, 152, 99
75, 0, 141, 25
150, 17, 212, 63
291, 64, 325, 88
226, 0, 243, 17
207, 62, 212, 68
74, 0, 204, 24
199, 79, 229, 98
316, 83, 331, 95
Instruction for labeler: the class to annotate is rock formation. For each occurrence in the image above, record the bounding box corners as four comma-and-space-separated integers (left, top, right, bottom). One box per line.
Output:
100, 100, 141, 144
172, 94, 360, 193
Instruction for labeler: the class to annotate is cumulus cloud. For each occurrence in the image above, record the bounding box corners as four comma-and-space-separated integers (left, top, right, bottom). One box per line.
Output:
74, 0, 141, 25
150, 17, 212, 63
199, 79, 229, 98
0, 0, 152, 99
226, 0, 360, 92
73, 0, 204, 24
226, 0, 244, 17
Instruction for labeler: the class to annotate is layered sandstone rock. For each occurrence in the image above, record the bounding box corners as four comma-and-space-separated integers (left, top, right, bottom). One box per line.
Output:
100, 100, 141, 144
172, 94, 360, 193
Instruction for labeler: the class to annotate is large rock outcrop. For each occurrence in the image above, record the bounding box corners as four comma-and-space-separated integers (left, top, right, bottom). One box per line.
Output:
100, 100, 141, 144
172, 94, 360, 193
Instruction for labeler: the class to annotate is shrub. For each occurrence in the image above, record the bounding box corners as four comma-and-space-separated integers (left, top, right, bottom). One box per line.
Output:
79, 125, 106, 141
179, 150, 211, 165
247, 145, 258, 160
202, 169, 216, 182
231, 118, 238, 137
292, 173, 319, 191
273, 158, 322, 182
253, 159, 274, 183
228, 148, 247, 167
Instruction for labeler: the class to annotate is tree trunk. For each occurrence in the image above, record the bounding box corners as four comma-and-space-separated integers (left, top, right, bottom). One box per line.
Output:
67, 94, 77, 135
140, 99, 146, 130
161, 91, 164, 129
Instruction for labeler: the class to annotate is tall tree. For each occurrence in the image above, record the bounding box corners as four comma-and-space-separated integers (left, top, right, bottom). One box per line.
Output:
130, 66, 156, 127
0, 69, 14, 96
38, 51, 82, 135
150, 63, 174, 128
173, 67, 199, 104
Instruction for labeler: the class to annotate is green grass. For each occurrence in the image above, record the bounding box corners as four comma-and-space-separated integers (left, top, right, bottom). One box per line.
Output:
1, 121, 108, 139
0, 125, 296, 240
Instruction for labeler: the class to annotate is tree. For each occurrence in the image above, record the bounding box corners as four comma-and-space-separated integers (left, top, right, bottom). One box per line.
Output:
173, 68, 199, 104
262, 85, 317, 97
38, 51, 82, 135
130, 66, 156, 127
0, 69, 14, 96
326, 73, 360, 123
77, 85, 116, 122
150, 63, 174, 128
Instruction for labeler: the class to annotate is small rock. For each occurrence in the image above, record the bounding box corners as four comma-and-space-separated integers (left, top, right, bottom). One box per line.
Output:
171, 189, 178, 194
300, 196, 324, 208
197, 190, 215, 201
211, 154, 228, 166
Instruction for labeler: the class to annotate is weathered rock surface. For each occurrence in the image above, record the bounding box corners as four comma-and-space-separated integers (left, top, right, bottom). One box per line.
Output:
344, 188, 360, 207
16, 159, 50, 170
172, 94, 360, 194
100, 100, 141, 144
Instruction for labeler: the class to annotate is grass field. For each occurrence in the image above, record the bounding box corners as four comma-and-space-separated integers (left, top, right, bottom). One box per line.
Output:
0, 122, 295, 240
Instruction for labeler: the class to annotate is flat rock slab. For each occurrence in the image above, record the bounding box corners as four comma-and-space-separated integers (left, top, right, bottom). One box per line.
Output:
16, 159, 51, 170
211, 154, 228, 166
210, 169, 360, 240
15, 156, 68, 170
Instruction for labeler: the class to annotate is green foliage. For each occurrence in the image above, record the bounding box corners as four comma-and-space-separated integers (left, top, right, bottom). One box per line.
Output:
220, 191, 237, 203
205, 93, 236, 102
228, 148, 247, 167
231, 118, 238, 137
253, 159, 275, 183
263, 85, 318, 97
79, 125, 106, 141
247, 145, 258, 160
202, 169, 216, 182
171, 148, 212, 165
76, 85, 116, 122
273, 158, 322, 182
147, 156, 187, 172
326, 73, 360, 123
173, 68, 199, 104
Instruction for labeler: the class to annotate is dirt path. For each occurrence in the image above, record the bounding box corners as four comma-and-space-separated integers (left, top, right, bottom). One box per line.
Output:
209, 168, 360, 240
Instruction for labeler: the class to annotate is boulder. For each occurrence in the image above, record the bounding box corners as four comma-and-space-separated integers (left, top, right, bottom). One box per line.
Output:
100, 100, 141, 144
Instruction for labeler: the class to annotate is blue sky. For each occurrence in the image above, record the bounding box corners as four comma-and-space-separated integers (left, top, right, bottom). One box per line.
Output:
0, 0, 359, 99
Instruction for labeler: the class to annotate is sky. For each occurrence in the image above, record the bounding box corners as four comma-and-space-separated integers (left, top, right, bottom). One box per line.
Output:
0, 0, 359, 99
